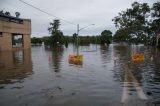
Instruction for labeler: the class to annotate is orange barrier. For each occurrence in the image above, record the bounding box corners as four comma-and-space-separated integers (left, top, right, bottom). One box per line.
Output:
68, 55, 83, 65
131, 54, 144, 61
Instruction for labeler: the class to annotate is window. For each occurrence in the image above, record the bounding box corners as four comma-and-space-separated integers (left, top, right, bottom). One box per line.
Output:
12, 34, 23, 47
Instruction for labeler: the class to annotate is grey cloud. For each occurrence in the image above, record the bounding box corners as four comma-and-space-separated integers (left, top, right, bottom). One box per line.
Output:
0, 0, 157, 37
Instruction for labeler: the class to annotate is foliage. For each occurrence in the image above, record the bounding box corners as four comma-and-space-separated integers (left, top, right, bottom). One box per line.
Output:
48, 19, 64, 46
72, 33, 77, 43
113, 28, 130, 42
112, 2, 151, 44
33, 35, 103, 47
43, 36, 52, 46
0, 10, 11, 16
68, 35, 101, 45
48, 19, 60, 33
150, 2, 160, 34
100, 30, 112, 45
31, 37, 42, 44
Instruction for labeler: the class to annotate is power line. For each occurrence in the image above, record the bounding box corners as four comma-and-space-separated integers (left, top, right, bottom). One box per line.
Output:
19, 0, 76, 26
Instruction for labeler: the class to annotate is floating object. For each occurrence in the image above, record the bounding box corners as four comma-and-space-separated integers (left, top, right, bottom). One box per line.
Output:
131, 54, 144, 61
68, 54, 83, 65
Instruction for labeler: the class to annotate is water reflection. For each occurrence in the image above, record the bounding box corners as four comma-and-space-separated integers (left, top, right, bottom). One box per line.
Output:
0, 45, 160, 106
100, 45, 109, 63
47, 46, 64, 72
0, 49, 32, 84
111, 45, 129, 82
112, 45, 160, 103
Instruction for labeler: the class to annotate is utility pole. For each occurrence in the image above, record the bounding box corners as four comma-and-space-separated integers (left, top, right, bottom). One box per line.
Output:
76, 24, 95, 55
77, 24, 79, 55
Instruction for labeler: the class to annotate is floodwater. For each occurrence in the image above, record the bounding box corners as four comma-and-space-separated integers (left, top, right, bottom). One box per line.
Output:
0, 44, 160, 106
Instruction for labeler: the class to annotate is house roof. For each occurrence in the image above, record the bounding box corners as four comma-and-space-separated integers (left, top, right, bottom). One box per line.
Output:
0, 14, 23, 21
0, 14, 31, 22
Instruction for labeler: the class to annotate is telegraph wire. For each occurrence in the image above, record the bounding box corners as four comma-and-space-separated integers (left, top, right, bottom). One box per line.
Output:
19, 0, 77, 26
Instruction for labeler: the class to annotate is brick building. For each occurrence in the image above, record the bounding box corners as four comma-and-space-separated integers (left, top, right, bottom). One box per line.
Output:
0, 14, 31, 51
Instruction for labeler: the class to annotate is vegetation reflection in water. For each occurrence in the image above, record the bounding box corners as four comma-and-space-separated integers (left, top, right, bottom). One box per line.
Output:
0, 44, 160, 106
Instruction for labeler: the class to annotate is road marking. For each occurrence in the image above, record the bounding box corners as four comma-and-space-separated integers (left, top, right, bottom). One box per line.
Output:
135, 85, 147, 100
121, 82, 129, 103
121, 65, 147, 103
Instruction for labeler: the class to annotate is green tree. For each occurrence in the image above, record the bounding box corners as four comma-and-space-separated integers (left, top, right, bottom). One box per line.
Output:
100, 30, 112, 45
4, 11, 11, 16
150, 2, 160, 34
0, 10, 4, 15
113, 28, 130, 43
151, 2, 160, 31
112, 2, 150, 44
48, 19, 64, 46
43, 36, 52, 46
31, 37, 42, 45
0, 10, 11, 16
72, 33, 77, 43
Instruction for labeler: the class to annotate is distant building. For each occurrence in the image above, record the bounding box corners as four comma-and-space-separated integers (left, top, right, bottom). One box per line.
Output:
0, 14, 31, 51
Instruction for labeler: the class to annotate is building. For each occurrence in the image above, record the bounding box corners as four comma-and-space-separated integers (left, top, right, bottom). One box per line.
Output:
0, 14, 31, 51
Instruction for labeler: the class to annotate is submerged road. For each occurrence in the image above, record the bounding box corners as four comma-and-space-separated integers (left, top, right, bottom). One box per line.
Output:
121, 64, 148, 105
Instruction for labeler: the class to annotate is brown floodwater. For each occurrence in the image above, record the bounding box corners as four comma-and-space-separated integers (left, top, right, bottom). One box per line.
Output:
0, 44, 160, 106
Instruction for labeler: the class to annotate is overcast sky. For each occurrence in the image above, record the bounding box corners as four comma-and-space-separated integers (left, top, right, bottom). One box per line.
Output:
0, 0, 158, 37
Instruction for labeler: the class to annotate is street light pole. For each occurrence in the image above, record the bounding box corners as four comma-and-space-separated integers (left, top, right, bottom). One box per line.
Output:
76, 24, 95, 55
77, 24, 79, 55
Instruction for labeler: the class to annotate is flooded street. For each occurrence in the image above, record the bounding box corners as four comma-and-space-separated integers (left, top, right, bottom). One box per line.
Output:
0, 44, 160, 106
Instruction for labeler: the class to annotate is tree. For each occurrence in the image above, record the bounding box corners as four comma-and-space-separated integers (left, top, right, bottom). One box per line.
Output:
48, 19, 64, 46
150, 2, 160, 34
31, 37, 42, 45
100, 30, 112, 45
0, 10, 11, 16
112, 2, 150, 44
15, 12, 20, 18
0, 10, 4, 15
48, 19, 60, 33
113, 28, 130, 43
4, 11, 11, 16
72, 33, 77, 43
149, 2, 160, 46
0, 10, 21, 18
